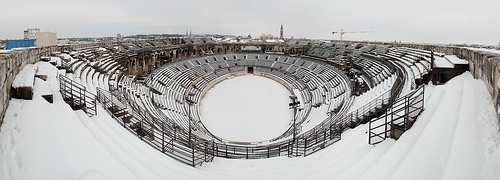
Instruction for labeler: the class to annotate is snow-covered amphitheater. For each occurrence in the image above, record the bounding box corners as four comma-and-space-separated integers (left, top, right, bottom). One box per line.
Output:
1, 39, 500, 179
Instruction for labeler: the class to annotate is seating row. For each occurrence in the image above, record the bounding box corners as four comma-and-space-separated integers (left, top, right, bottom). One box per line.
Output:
145, 54, 353, 142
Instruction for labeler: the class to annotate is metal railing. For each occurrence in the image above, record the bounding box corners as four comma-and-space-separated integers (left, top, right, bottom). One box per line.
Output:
61, 59, 72, 72
88, 53, 415, 166
339, 64, 404, 127
97, 87, 214, 166
369, 86, 425, 145
93, 66, 405, 166
59, 74, 96, 116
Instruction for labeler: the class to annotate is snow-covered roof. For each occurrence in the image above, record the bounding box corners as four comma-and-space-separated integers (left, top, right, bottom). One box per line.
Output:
445, 55, 468, 65
49, 57, 61, 62
434, 57, 454, 68
59, 53, 72, 60
12, 64, 36, 88
11, 47, 30, 51
467, 47, 500, 55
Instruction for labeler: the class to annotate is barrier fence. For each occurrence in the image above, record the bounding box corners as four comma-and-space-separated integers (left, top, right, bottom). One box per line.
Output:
59, 75, 96, 116
92, 69, 410, 167
369, 86, 425, 145
85, 54, 428, 167
97, 87, 214, 166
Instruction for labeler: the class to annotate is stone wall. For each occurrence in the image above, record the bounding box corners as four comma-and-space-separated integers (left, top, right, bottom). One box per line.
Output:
119, 43, 288, 77
0, 42, 115, 128
340, 40, 500, 122
0, 46, 60, 127
2, 39, 500, 129
397, 43, 500, 122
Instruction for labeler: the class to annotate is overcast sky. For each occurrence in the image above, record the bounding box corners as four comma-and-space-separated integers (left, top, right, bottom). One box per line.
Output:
1, 0, 499, 45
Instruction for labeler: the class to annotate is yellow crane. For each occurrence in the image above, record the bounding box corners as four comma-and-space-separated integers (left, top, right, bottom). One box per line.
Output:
332, 29, 374, 43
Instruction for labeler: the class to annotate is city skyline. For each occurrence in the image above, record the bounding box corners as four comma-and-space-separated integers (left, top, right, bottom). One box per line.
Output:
1, 0, 499, 45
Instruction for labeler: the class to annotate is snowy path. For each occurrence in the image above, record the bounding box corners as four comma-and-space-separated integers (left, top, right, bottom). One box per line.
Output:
0, 99, 137, 180
442, 80, 500, 179
388, 75, 467, 179
358, 83, 446, 179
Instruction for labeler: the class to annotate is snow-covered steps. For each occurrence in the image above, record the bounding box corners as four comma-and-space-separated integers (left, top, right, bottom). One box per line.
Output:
3, 59, 500, 179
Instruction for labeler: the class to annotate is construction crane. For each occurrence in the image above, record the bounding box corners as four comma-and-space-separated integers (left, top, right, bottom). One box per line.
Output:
332, 29, 374, 43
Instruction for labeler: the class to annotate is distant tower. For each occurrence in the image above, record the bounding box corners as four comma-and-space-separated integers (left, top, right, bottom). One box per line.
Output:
280, 23, 284, 39
117, 33, 122, 42
186, 31, 189, 38
189, 31, 192, 39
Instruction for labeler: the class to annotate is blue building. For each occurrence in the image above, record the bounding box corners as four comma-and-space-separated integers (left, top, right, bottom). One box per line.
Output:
6, 40, 35, 50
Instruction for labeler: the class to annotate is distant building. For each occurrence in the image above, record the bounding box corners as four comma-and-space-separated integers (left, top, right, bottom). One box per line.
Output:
6, 40, 35, 50
470, 44, 484, 48
36, 32, 57, 47
498, 42, 500, 50
260, 34, 277, 41
185, 30, 193, 39
241, 45, 261, 53
280, 23, 284, 39
117, 33, 122, 42
449, 43, 468, 47
24, 28, 39, 40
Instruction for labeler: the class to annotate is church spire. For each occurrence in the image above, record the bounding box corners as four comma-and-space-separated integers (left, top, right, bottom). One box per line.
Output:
280, 23, 284, 39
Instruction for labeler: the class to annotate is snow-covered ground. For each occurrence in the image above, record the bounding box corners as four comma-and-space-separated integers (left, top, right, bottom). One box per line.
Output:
467, 47, 500, 55
200, 75, 293, 142
1, 62, 500, 179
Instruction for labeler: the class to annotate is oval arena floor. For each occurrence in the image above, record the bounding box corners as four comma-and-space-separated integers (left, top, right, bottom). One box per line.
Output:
199, 74, 293, 142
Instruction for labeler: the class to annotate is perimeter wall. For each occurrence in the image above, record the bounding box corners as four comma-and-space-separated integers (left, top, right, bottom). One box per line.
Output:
1, 40, 500, 129
353, 41, 500, 122
0, 42, 116, 128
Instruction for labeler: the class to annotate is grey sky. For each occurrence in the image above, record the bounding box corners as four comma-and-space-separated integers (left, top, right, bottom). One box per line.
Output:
1, 0, 499, 45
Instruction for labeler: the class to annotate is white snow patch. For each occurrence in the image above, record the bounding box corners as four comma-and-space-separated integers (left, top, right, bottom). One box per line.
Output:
12, 64, 36, 88
2, 63, 500, 180
445, 55, 468, 65
200, 75, 293, 142
434, 56, 454, 68
77, 169, 108, 180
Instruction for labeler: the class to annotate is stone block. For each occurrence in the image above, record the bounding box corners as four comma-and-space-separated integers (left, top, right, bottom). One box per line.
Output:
35, 75, 47, 81
11, 86, 33, 100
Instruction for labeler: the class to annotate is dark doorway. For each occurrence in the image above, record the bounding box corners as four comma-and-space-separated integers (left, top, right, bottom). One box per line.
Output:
248, 67, 254, 74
